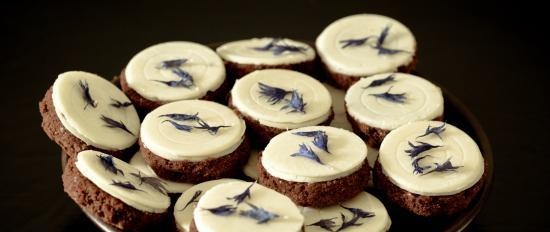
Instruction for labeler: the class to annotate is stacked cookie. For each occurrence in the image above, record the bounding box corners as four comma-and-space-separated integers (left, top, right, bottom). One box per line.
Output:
230, 69, 334, 146
39, 71, 140, 160
39, 12, 487, 232
120, 41, 227, 112
316, 14, 417, 89
217, 38, 316, 80
345, 72, 444, 148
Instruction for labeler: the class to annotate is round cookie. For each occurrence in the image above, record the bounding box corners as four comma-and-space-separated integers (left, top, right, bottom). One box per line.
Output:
216, 37, 316, 80
316, 14, 417, 89
230, 69, 334, 146
129, 151, 193, 196
62, 150, 170, 231
303, 191, 391, 232
39, 71, 140, 159
174, 179, 244, 232
191, 182, 304, 232
374, 121, 486, 216
345, 73, 444, 148
120, 41, 227, 112
258, 126, 370, 207
140, 100, 249, 183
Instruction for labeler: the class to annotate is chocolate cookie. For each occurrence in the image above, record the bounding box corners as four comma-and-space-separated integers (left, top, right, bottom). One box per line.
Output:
257, 126, 370, 207
344, 73, 444, 148
374, 121, 486, 216
120, 41, 227, 113
139, 100, 250, 183
316, 14, 417, 89
62, 150, 170, 231
39, 71, 140, 159
216, 38, 317, 81
230, 69, 333, 146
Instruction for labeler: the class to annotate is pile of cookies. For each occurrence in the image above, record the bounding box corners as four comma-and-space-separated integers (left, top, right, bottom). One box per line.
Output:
39, 14, 485, 232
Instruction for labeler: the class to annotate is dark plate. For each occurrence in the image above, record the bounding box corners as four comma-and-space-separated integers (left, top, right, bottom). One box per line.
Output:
61, 42, 494, 232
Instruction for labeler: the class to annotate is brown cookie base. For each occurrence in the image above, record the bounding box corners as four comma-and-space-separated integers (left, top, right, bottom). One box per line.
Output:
140, 136, 251, 184
257, 158, 370, 208
223, 58, 316, 81
119, 69, 231, 114
320, 56, 418, 90
62, 157, 169, 231
228, 97, 335, 147
39, 87, 137, 160
346, 110, 443, 149
373, 160, 486, 217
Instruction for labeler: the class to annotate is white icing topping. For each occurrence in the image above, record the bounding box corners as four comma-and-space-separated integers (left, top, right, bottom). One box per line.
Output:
129, 151, 193, 193
125, 41, 225, 102
379, 121, 485, 196
303, 192, 391, 232
75, 150, 170, 213
216, 38, 315, 65
141, 100, 246, 161
262, 126, 367, 183
345, 73, 444, 130
316, 14, 416, 76
174, 179, 243, 232
52, 71, 139, 150
243, 149, 260, 180
231, 69, 332, 129
194, 182, 304, 232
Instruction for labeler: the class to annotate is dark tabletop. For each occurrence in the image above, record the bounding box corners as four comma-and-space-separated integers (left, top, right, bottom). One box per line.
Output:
2, 0, 549, 231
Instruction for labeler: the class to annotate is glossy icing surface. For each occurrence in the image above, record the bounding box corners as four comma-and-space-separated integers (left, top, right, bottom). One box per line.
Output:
379, 121, 484, 196
53, 71, 139, 150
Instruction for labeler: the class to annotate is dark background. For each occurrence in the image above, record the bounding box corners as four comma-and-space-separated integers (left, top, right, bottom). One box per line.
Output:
2, 0, 549, 231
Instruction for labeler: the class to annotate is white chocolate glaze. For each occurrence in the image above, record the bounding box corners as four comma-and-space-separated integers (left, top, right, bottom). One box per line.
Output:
231, 69, 332, 129
194, 182, 304, 232
129, 151, 193, 193
262, 126, 367, 183
75, 150, 170, 213
303, 191, 391, 232
140, 100, 246, 161
174, 179, 243, 232
216, 37, 315, 65
345, 73, 443, 130
125, 41, 225, 102
52, 71, 140, 150
316, 14, 416, 76
379, 121, 485, 196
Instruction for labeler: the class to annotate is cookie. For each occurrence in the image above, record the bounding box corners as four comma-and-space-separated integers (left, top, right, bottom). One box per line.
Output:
190, 182, 304, 232
374, 121, 485, 216
140, 100, 249, 183
216, 37, 316, 80
39, 71, 140, 159
173, 179, 244, 232
62, 150, 170, 231
302, 191, 391, 232
345, 73, 444, 148
121, 41, 227, 112
316, 14, 417, 89
258, 126, 370, 207
229, 69, 333, 146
